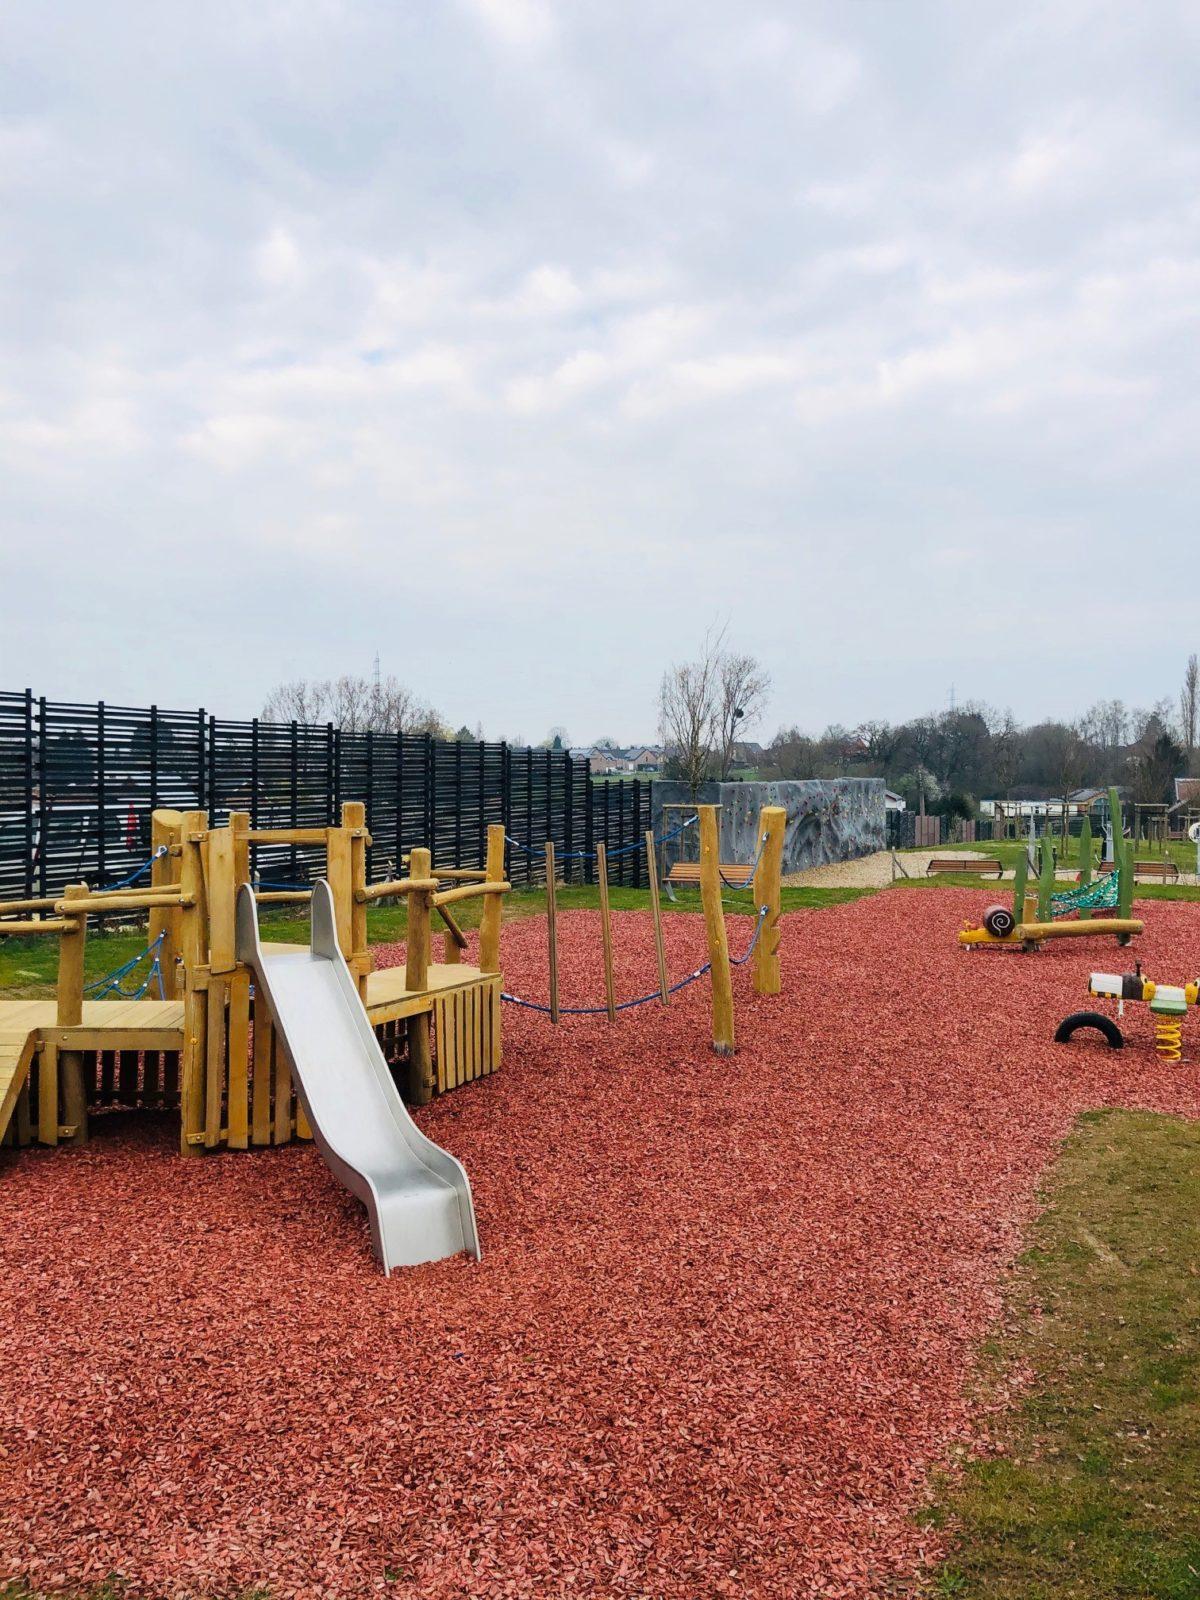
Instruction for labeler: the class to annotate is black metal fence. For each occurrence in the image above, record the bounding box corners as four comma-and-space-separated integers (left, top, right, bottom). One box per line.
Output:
0, 690, 653, 900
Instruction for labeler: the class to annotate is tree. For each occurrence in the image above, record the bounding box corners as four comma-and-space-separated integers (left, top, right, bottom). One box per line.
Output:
262, 674, 443, 736
895, 765, 941, 814
1181, 654, 1199, 766
714, 652, 771, 780
659, 627, 724, 800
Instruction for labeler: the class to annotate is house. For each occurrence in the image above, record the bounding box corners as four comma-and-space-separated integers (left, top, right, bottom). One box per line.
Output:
628, 747, 663, 773
884, 790, 906, 812
1173, 777, 1200, 807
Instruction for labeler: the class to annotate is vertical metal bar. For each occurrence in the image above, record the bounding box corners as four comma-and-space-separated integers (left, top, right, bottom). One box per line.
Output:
290, 720, 298, 884
196, 708, 206, 812
37, 696, 47, 897
564, 752, 574, 887
327, 722, 336, 825
425, 733, 436, 857
584, 768, 594, 887
365, 729, 374, 880
454, 738, 462, 868
250, 717, 259, 884
23, 688, 34, 899
545, 840, 559, 1024
149, 703, 159, 812
207, 714, 217, 822
394, 732, 403, 880
525, 747, 533, 888
96, 700, 106, 889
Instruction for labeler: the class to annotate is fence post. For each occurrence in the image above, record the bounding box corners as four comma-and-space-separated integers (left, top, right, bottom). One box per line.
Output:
96, 700, 106, 889
23, 689, 33, 899
404, 846, 435, 1106
479, 823, 506, 975
37, 696, 47, 897
584, 772, 594, 886
699, 805, 735, 1056
178, 809, 209, 1156
752, 805, 787, 996
57, 884, 89, 1146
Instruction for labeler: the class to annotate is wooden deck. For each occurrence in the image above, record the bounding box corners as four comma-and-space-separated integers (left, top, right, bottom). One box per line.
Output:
365, 962, 495, 1025
0, 999, 186, 1144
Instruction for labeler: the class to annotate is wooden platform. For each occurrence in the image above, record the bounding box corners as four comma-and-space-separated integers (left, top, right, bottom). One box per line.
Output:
0, 999, 186, 1143
365, 962, 495, 1025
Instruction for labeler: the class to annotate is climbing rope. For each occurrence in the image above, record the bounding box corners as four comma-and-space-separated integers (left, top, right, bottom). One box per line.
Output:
1050, 871, 1120, 916
101, 843, 169, 893
504, 813, 699, 862
501, 905, 769, 1017
85, 930, 167, 1001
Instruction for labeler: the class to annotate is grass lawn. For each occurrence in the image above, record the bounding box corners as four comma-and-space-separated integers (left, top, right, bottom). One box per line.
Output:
926, 1109, 1200, 1598
0, 883, 869, 998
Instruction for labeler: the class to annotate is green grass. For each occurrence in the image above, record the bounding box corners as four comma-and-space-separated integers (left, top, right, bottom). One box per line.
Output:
0, 883, 868, 999
926, 1110, 1200, 1598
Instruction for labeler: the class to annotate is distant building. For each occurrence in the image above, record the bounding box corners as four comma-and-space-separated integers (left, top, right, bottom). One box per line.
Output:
884, 790, 906, 812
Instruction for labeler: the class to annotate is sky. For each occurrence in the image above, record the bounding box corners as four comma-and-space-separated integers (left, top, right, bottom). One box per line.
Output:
1, 0, 1198, 746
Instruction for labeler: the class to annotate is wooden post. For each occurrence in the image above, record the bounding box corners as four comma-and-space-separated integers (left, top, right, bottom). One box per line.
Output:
479, 822, 506, 975
596, 842, 617, 1023
1037, 835, 1055, 923
545, 840, 560, 1024
752, 805, 786, 996
149, 809, 183, 998
698, 805, 735, 1056
327, 814, 353, 962
344, 802, 370, 1001
646, 831, 669, 1004
57, 884, 88, 1145
178, 809, 209, 1156
404, 846, 435, 1105
226, 967, 250, 1148
206, 824, 237, 974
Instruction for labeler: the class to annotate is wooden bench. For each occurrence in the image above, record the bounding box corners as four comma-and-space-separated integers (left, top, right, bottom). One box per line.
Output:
1097, 859, 1180, 882
666, 861, 756, 889
925, 857, 1003, 878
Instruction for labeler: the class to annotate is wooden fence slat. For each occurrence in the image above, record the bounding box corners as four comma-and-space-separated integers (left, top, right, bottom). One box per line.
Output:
226, 969, 250, 1149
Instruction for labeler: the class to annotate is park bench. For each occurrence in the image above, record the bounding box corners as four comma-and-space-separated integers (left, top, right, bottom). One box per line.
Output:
1097, 859, 1180, 882
666, 860, 756, 890
925, 857, 1003, 878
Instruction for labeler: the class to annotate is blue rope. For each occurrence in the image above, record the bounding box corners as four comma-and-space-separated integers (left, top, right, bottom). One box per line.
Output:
85, 930, 167, 1001
501, 906, 769, 1016
101, 844, 168, 892
718, 831, 769, 890
505, 813, 699, 862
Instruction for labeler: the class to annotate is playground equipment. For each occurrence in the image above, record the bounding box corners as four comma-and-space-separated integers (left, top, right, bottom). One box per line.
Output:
1054, 963, 1199, 1061
0, 804, 508, 1141
958, 789, 1144, 951
237, 881, 480, 1269
500, 803, 787, 1056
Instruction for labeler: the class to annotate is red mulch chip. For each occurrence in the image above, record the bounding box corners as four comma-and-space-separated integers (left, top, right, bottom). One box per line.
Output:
1, 890, 1197, 1597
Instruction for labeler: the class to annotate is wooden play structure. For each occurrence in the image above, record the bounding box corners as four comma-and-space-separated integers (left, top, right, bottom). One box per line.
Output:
0, 803, 510, 1154
958, 789, 1144, 951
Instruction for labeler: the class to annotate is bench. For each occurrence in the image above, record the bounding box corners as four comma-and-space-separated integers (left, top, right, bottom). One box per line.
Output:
1097, 859, 1180, 882
666, 861, 756, 889
925, 857, 1003, 878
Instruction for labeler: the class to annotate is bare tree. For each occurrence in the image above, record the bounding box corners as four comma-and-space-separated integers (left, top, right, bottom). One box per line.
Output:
715, 652, 771, 779
1181, 654, 1199, 766
659, 628, 724, 800
262, 674, 443, 735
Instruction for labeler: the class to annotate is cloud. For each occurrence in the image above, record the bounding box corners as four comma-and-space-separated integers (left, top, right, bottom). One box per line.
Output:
2, 0, 1198, 739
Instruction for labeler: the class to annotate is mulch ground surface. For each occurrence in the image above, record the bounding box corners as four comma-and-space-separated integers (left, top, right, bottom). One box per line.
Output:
2, 890, 1199, 1600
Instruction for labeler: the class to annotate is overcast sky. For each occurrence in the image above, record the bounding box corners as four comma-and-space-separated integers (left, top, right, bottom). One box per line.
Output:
2, 1, 1197, 744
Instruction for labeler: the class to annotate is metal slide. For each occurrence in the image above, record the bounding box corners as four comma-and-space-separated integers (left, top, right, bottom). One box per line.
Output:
236, 881, 480, 1272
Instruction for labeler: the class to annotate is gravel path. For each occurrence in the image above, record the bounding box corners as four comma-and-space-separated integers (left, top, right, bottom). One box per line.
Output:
0, 893, 1196, 1599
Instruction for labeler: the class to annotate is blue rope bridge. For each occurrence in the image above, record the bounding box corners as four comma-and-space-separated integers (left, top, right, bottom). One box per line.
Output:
501, 904, 769, 1017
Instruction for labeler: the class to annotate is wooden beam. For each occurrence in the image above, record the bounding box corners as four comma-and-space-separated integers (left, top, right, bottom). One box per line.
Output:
431, 880, 511, 909
596, 843, 617, 1023
698, 806, 735, 1057
404, 847, 435, 1105
56, 881, 88, 1147
356, 876, 441, 903
206, 825, 237, 975
149, 810, 183, 999
251, 1003, 272, 1147
479, 823, 506, 976
226, 968, 250, 1149
752, 806, 787, 997
0, 919, 70, 935
178, 809, 209, 1157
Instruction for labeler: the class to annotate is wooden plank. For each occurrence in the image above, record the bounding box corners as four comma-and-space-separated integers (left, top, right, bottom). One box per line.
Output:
206, 826, 237, 975
251, 1005, 272, 1147
38, 1041, 58, 1145
149, 810, 183, 999
479, 824, 506, 975
404, 846, 435, 1105
327, 819, 353, 961
178, 811, 209, 1157
545, 840, 560, 1024
698, 805, 735, 1057
646, 831, 669, 1005
204, 977, 226, 1147
226, 969, 250, 1149
272, 1026, 291, 1145
596, 842, 617, 1023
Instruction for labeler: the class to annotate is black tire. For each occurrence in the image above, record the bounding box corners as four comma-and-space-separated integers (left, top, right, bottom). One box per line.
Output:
1117, 932, 1134, 947
1054, 1010, 1124, 1049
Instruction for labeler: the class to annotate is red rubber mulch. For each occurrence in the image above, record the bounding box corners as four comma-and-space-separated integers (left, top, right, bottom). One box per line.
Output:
2, 889, 1198, 1599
